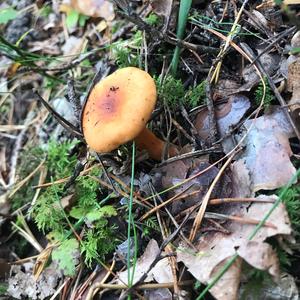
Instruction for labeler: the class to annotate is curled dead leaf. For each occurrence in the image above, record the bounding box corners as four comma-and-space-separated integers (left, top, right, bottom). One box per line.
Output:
177, 195, 292, 300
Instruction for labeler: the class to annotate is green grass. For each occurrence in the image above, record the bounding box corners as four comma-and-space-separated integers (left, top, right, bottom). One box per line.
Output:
127, 142, 138, 298
171, 0, 193, 76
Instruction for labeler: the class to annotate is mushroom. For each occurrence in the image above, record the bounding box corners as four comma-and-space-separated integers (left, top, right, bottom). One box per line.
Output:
81, 67, 177, 160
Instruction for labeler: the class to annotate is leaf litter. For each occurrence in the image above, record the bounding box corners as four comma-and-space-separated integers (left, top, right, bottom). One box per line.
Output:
0, 1, 300, 300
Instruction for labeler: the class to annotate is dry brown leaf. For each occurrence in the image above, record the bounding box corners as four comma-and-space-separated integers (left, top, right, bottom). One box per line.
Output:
215, 107, 296, 192
150, 0, 173, 16
117, 239, 173, 285
213, 79, 241, 98
287, 58, 300, 131
177, 195, 292, 300
239, 48, 279, 92
230, 159, 253, 198
70, 0, 114, 21
150, 0, 173, 28
153, 157, 226, 215
28, 36, 61, 55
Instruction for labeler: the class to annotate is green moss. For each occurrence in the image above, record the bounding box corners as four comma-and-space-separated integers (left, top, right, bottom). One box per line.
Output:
155, 75, 185, 107
155, 75, 206, 108
110, 30, 143, 68
0, 283, 7, 295
46, 139, 77, 178
254, 78, 274, 109
185, 80, 207, 107
145, 13, 160, 26
29, 140, 118, 271
31, 184, 66, 233
281, 183, 300, 234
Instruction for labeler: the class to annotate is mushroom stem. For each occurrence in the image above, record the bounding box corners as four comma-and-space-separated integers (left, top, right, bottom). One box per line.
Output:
134, 127, 178, 160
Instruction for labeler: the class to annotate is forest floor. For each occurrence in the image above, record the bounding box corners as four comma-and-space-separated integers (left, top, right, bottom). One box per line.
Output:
0, 1, 300, 299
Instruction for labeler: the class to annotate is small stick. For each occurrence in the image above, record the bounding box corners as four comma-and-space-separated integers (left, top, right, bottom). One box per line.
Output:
35, 92, 83, 139
88, 280, 194, 291
67, 79, 81, 128
205, 212, 277, 229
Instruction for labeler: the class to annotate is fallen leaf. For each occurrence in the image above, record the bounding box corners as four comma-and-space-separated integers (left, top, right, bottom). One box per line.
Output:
237, 108, 296, 192
71, 0, 114, 21
62, 36, 84, 57
201, 105, 297, 192
239, 46, 280, 92
117, 239, 173, 285
150, 0, 173, 24
195, 94, 251, 150
177, 195, 292, 300
230, 159, 253, 198
152, 157, 228, 215
287, 58, 300, 131
144, 288, 172, 300
213, 79, 241, 98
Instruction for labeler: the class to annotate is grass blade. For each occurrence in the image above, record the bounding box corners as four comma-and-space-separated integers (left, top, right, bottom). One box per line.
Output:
171, 0, 192, 76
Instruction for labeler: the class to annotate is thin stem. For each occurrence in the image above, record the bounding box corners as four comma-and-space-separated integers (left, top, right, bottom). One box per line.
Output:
127, 141, 137, 299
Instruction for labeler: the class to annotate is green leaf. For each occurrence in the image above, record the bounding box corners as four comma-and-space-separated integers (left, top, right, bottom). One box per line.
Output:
52, 238, 79, 276
86, 206, 117, 222
0, 7, 18, 25
66, 9, 79, 30
69, 207, 87, 219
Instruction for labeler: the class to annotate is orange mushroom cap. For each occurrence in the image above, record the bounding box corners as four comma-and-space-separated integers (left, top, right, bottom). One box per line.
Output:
81, 67, 157, 153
